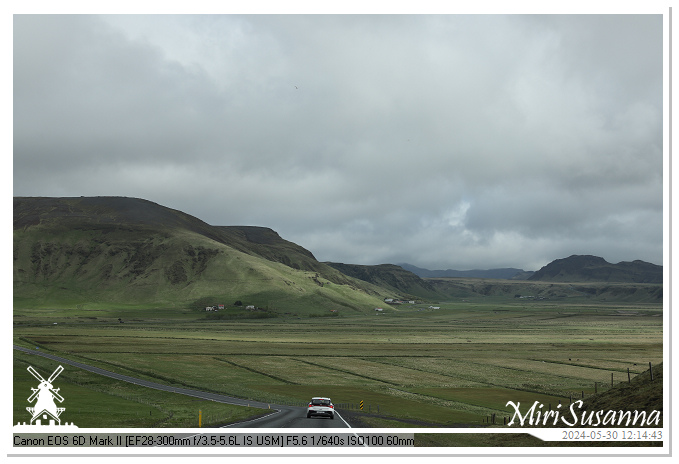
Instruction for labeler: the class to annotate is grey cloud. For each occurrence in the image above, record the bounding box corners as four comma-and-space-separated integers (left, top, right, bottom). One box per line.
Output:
13, 14, 664, 270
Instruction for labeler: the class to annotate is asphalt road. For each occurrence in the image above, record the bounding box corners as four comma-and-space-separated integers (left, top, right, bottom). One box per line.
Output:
13, 345, 352, 429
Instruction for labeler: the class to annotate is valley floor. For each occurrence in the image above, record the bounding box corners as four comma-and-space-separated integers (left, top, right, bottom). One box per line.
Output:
13, 297, 664, 447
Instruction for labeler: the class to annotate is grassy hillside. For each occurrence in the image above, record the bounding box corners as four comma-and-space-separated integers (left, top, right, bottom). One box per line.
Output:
13, 197, 388, 313
573, 362, 663, 426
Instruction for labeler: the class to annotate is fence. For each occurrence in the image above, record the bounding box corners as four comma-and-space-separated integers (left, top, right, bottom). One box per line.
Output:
485, 361, 659, 426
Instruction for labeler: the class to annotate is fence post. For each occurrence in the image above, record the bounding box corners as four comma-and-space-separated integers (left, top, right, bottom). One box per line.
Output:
628, 368, 631, 383
611, 372, 614, 388
594, 382, 597, 394
649, 362, 654, 380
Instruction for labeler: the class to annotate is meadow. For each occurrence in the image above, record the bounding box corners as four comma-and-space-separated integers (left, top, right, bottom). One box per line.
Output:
13, 297, 663, 428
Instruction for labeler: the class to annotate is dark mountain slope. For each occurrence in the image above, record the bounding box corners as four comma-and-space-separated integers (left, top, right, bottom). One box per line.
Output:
398, 263, 531, 280
529, 255, 662, 283
325, 262, 442, 299
14, 196, 225, 243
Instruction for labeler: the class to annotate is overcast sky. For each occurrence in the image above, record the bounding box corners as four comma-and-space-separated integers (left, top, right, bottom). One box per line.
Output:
12, 13, 665, 271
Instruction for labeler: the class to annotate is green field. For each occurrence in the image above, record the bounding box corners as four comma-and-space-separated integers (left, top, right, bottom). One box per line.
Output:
13, 298, 663, 430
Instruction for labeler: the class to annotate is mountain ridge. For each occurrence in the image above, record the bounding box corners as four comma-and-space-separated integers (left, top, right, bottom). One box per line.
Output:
324, 262, 443, 300
528, 254, 662, 283
398, 263, 532, 280
13, 197, 663, 310
397, 254, 661, 284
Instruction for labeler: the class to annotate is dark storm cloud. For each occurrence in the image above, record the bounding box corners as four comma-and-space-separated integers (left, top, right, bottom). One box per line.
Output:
12, 13, 664, 271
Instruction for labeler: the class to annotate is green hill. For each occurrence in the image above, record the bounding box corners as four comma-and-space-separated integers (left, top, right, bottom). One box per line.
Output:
13, 196, 388, 314
573, 362, 663, 427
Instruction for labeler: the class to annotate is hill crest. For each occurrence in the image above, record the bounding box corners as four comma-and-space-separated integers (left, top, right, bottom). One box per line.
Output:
13, 196, 388, 312
325, 262, 441, 299
398, 263, 532, 280
529, 255, 662, 283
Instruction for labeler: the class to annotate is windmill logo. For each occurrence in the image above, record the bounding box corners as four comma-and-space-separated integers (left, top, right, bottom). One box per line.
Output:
15, 365, 77, 428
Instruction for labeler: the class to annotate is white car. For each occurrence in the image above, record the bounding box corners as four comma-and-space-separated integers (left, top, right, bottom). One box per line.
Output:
307, 397, 334, 419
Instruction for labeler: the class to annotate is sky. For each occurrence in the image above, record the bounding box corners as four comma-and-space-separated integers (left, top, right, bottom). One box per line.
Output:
12, 11, 666, 271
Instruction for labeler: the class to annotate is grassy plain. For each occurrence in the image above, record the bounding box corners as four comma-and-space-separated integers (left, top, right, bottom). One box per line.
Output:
13, 352, 267, 428
13, 297, 663, 429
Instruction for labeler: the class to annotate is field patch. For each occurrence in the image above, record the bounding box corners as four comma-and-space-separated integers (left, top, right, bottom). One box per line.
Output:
14, 302, 663, 428
410, 387, 566, 413
252, 384, 481, 424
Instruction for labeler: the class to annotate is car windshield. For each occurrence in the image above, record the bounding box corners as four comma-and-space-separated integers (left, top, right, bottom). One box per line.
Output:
311, 399, 331, 406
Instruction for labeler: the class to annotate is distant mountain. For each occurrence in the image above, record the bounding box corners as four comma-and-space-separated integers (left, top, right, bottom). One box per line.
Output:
13, 196, 389, 312
398, 263, 531, 280
528, 255, 663, 283
324, 263, 441, 299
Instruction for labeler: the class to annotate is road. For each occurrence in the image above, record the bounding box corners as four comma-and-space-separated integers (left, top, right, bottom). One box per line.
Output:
13, 345, 352, 429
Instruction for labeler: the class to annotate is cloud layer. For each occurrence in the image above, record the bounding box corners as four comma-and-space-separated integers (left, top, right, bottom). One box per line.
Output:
13, 14, 663, 270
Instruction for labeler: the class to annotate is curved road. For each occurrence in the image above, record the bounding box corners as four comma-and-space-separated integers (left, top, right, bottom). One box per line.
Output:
13, 345, 352, 429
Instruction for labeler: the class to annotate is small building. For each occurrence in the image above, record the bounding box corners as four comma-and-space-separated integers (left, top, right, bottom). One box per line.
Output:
375, 308, 383, 312
217, 304, 225, 310
246, 305, 256, 310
